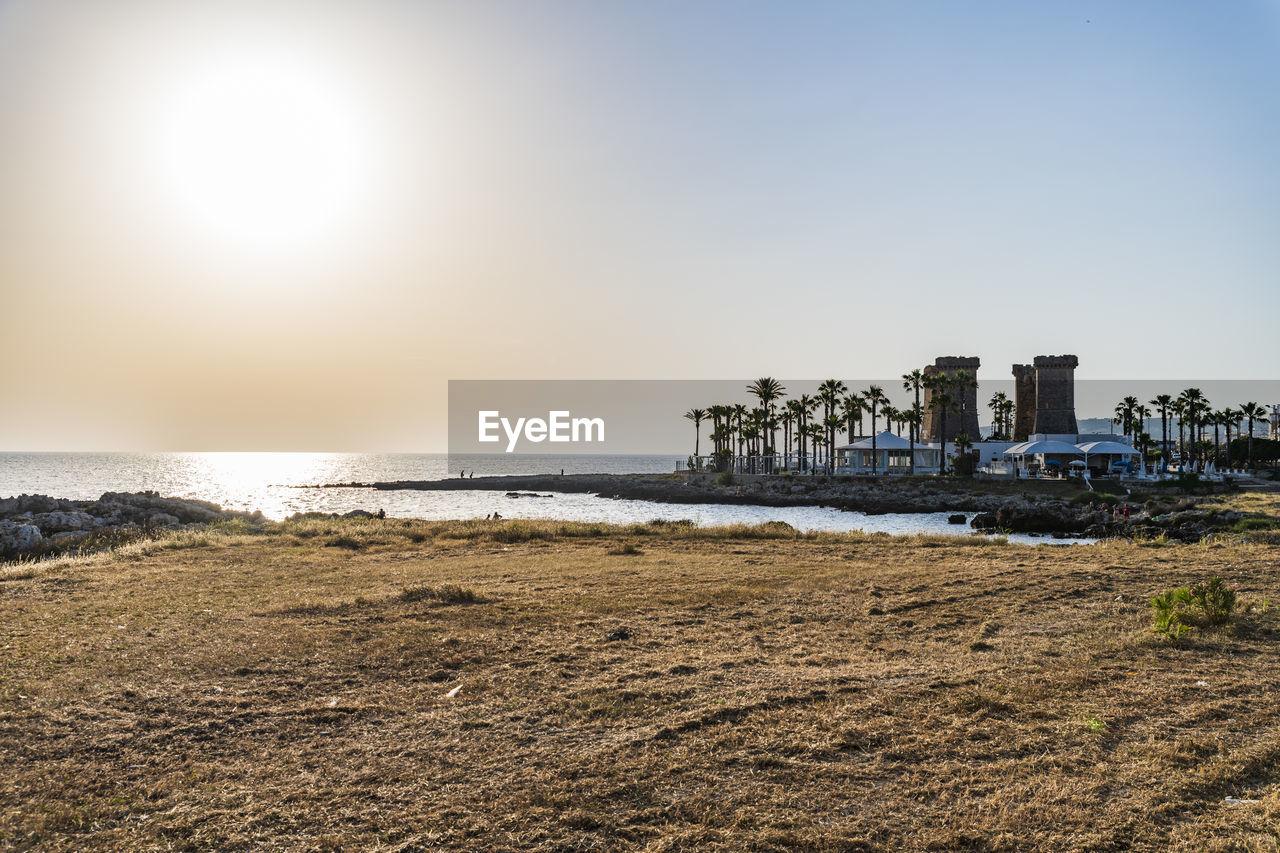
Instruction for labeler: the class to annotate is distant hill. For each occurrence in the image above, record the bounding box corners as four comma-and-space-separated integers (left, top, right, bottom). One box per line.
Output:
979, 417, 1157, 439
1077, 417, 1122, 435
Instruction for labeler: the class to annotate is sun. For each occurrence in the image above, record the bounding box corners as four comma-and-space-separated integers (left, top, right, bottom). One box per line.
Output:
149, 48, 374, 254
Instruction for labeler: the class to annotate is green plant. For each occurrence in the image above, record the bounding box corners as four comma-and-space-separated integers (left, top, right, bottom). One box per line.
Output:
716, 471, 735, 486
1084, 715, 1106, 735
1150, 587, 1193, 640
1230, 517, 1277, 532
1149, 577, 1238, 639
1188, 577, 1237, 626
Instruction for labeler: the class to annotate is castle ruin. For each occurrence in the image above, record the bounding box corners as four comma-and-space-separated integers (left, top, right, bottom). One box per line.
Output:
1012, 354, 1079, 439
921, 356, 981, 442
1011, 364, 1037, 441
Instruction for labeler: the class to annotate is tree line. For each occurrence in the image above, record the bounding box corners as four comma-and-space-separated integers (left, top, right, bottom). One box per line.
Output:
1110, 392, 1270, 471
683, 370, 986, 475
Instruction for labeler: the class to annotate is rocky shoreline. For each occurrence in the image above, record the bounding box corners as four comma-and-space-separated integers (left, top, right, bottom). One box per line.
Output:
0, 492, 263, 559
2, 475, 1264, 561
324, 472, 1258, 542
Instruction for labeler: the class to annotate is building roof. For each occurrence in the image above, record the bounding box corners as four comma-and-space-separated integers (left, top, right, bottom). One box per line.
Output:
1076, 441, 1140, 455
838, 430, 919, 451
1003, 440, 1084, 456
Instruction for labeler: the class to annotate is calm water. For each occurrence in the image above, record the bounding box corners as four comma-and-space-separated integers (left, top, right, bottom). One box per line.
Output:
0, 452, 1089, 544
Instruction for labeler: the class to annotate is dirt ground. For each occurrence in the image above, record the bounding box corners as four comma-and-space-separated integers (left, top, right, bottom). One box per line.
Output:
2, 517, 1278, 851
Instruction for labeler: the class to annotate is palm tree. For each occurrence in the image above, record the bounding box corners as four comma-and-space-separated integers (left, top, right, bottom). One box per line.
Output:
1133, 404, 1151, 470
806, 422, 825, 474
786, 399, 806, 472
902, 370, 924, 446
851, 392, 867, 437
795, 394, 815, 473
779, 407, 795, 471
839, 394, 861, 445
824, 414, 843, 473
865, 385, 889, 476
931, 391, 955, 475
818, 379, 847, 468
950, 370, 978, 435
1150, 394, 1173, 471
903, 408, 923, 475
954, 432, 974, 475
742, 421, 761, 473
683, 408, 705, 465
1238, 402, 1266, 470
1135, 430, 1153, 469
1219, 407, 1238, 469
1209, 409, 1223, 468
1178, 388, 1207, 469
988, 391, 1010, 440
707, 405, 730, 468
1113, 396, 1139, 438
921, 371, 950, 442
730, 404, 748, 462
1001, 396, 1015, 440
747, 378, 786, 472
1171, 398, 1186, 469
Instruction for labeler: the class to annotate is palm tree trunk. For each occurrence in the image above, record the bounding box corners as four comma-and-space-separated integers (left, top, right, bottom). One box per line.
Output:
939, 410, 948, 475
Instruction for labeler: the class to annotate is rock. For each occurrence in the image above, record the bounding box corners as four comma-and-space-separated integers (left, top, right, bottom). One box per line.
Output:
0, 521, 44, 556
970, 512, 998, 530
605, 628, 633, 642
0, 494, 67, 516
948, 514, 967, 525
342, 509, 376, 519
29, 511, 98, 534
147, 513, 180, 528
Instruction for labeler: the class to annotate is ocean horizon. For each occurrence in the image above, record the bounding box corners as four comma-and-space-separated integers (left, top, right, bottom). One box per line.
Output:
0, 451, 681, 509
0, 451, 1091, 544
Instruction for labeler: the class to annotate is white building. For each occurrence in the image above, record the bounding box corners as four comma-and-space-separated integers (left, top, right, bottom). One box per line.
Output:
836, 431, 942, 474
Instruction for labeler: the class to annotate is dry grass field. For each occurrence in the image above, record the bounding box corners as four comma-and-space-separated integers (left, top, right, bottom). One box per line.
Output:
2, 513, 1278, 851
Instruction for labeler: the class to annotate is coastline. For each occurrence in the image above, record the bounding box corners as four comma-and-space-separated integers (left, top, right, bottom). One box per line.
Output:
317, 472, 1266, 540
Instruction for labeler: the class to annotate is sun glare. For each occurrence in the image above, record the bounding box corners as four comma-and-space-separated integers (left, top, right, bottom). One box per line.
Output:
149, 49, 373, 254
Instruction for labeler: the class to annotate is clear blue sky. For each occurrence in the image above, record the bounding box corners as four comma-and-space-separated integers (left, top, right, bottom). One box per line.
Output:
0, 0, 1276, 449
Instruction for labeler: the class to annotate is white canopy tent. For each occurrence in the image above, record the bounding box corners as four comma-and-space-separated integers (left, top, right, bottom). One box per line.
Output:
1076, 440, 1140, 476
838, 430, 941, 474
1001, 440, 1084, 477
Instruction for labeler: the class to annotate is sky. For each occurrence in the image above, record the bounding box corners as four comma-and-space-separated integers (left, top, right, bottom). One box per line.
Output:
0, 0, 1277, 451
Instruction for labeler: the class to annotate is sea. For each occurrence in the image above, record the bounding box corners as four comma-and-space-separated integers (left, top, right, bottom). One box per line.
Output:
0, 452, 1088, 543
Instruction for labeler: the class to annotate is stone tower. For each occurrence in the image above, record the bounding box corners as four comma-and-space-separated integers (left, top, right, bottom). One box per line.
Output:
1030, 354, 1079, 436
1012, 364, 1036, 442
921, 356, 981, 442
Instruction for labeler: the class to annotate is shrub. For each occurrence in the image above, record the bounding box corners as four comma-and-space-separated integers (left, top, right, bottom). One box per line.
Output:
399, 584, 482, 604
1150, 588, 1194, 641
1188, 577, 1237, 626
436, 584, 481, 604
1150, 576, 1238, 639
716, 471, 735, 486
1230, 517, 1277, 532
607, 543, 643, 556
